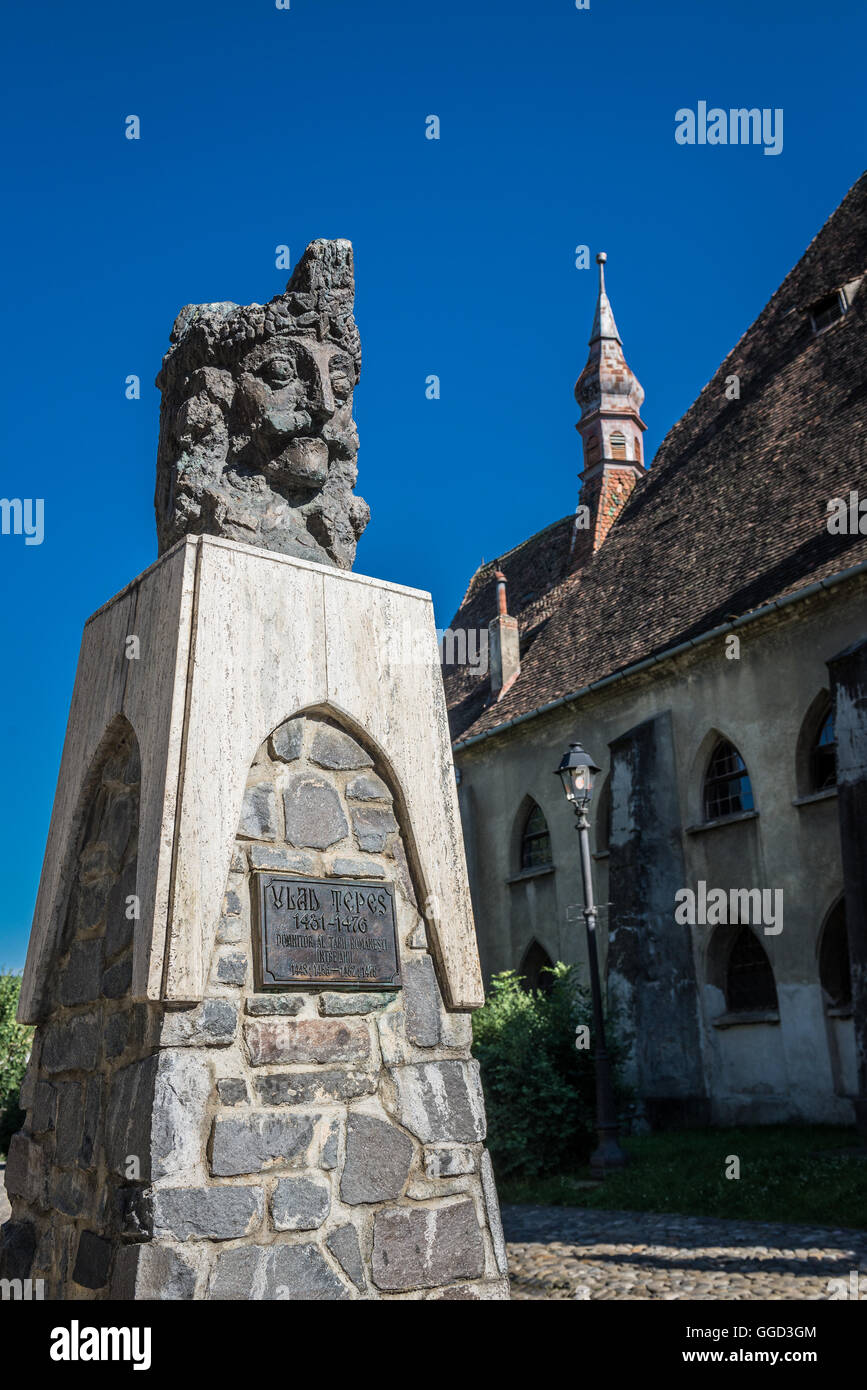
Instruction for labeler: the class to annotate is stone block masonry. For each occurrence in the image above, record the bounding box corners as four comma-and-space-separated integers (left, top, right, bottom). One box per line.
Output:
1, 713, 508, 1300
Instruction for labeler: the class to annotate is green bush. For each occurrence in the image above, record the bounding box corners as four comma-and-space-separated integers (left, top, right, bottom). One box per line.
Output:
471, 963, 629, 1180
0, 971, 32, 1159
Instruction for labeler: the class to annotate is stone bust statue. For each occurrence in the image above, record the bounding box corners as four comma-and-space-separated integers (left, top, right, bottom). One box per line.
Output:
154, 238, 369, 569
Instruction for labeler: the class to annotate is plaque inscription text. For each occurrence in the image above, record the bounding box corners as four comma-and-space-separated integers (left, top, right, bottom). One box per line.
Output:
255, 874, 401, 989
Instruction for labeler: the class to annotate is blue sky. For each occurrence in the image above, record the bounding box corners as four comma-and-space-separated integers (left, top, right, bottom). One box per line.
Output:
0, 0, 863, 967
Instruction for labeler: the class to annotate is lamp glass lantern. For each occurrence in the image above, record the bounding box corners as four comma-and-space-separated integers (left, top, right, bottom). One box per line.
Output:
554, 742, 601, 811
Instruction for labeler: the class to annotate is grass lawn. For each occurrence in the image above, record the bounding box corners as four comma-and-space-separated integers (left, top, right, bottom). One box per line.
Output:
497, 1125, 867, 1229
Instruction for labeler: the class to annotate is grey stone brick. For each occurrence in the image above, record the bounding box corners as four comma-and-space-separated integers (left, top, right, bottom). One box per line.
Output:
0, 1221, 36, 1282
4, 1133, 45, 1206
245, 993, 304, 1016
346, 773, 391, 802
264, 1243, 350, 1299
105, 859, 138, 959
59, 939, 103, 1007
223, 888, 243, 916
326, 1225, 366, 1291
72, 1230, 113, 1290
318, 991, 396, 1016
310, 725, 372, 771
340, 1114, 413, 1205
74, 874, 114, 934
216, 950, 248, 986
152, 1185, 264, 1241
283, 775, 348, 850
102, 953, 133, 999
151, 1050, 213, 1182
270, 718, 305, 763
244, 1017, 370, 1066
209, 1112, 314, 1176
238, 782, 278, 840
424, 1146, 476, 1178
351, 806, 398, 852
320, 1118, 340, 1170
105, 1055, 159, 1178
31, 1081, 56, 1134
55, 1081, 85, 1166
105, 1010, 130, 1059
78, 1075, 102, 1167
42, 1014, 101, 1073
50, 1168, 94, 1218
208, 1245, 263, 1299
254, 1069, 376, 1107
371, 1200, 484, 1291
247, 844, 315, 874
216, 1077, 248, 1106
328, 857, 386, 879
480, 1149, 508, 1276
270, 1174, 331, 1231
160, 998, 238, 1047
388, 1061, 487, 1143
216, 914, 244, 944
112, 1243, 200, 1300
403, 955, 441, 1047
101, 788, 137, 862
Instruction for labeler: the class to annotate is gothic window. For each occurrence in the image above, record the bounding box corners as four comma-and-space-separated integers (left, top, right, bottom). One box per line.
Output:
633, 436, 641, 463
519, 939, 555, 994
726, 928, 778, 1013
610, 431, 627, 459
810, 705, 836, 791
703, 739, 754, 821
520, 802, 552, 869
819, 900, 851, 1010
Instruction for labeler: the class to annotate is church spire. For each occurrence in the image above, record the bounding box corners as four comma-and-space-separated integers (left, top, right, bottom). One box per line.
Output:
573, 253, 647, 553
589, 252, 622, 345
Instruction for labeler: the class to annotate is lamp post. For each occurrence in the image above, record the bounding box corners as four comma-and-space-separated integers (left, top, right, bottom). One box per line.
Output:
555, 741, 628, 1174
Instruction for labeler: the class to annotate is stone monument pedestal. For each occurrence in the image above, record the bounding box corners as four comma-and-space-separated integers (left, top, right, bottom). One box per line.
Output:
1, 537, 509, 1300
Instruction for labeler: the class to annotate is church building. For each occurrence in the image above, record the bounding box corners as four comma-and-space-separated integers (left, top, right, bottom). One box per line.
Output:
443, 174, 867, 1129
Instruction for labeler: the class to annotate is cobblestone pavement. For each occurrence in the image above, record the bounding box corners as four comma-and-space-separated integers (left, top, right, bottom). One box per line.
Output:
503, 1206, 867, 1300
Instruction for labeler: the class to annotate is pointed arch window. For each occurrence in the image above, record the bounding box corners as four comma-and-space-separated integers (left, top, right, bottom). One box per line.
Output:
819, 900, 851, 1010
811, 706, 836, 792
703, 739, 754, 821
519, 939, 555, 994
726, 927, 778, 1013
609, 431, 627, 459
520, 802, 552, 869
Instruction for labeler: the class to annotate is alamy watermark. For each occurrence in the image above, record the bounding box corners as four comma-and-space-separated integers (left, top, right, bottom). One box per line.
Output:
383, 623, 488, 677
675, 881, 783, 935
0, 498, 44, 545
675, 103, 783, 157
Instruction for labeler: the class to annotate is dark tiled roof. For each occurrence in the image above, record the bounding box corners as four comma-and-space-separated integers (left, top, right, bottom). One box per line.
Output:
445, 173, 867, 744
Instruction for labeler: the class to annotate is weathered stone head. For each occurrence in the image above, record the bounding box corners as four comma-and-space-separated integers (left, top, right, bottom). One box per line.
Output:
155, 239, 369, 568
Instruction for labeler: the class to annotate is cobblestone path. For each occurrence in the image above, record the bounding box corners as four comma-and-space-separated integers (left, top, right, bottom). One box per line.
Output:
503, 1206, 867, 1300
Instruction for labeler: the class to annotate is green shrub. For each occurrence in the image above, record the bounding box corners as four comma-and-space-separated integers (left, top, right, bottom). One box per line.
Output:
472, 963, 629, 1180
0, 971, 32, 1159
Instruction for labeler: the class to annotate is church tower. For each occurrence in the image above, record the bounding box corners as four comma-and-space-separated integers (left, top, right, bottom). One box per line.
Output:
574, 253, 647, 551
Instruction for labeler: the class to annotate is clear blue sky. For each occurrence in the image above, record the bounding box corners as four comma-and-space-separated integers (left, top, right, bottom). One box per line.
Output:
0, 0, 863, 968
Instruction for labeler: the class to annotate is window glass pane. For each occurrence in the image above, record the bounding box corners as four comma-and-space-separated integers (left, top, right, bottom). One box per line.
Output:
726, 928, 777, 1012
521, 803, 551, 868
704, 739, 754, 820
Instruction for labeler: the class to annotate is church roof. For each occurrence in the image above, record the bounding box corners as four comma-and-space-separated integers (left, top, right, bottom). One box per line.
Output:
445, 172, 867, 746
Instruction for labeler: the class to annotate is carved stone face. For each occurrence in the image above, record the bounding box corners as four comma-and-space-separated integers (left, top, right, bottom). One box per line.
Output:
154, 239, 369, 570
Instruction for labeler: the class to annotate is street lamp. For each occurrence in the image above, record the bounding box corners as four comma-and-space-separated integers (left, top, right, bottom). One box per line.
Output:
555, 742, 628, 1174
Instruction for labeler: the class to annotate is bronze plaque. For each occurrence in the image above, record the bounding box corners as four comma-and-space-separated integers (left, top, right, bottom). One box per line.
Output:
255, 874, 401, 989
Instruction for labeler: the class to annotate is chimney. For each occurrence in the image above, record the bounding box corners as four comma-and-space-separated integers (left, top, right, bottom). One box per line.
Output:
489, 570, 521, 700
